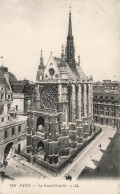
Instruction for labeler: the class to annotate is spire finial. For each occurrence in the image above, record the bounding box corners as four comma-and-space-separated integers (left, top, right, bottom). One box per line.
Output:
66, 6, 75, 68
37, 50, 44, 81
69, 4, 71, 14
78, 55, 80, 65
68, 4, 72, 37
61, 44, 64, 58
62, 44, 64, 52
41, 49, 43, 57
39, 49, 44, 66
0, 56, 3, 66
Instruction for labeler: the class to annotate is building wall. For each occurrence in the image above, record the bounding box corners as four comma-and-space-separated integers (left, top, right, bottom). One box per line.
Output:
0, 84, 13, 123
25, 79, 93, 164
0, 68, 28, 164
12, 93, 24, 114
93, 80, 120, 129
0, 119, 27, 163
35, 81, 93, 124
26, 109, 95, 164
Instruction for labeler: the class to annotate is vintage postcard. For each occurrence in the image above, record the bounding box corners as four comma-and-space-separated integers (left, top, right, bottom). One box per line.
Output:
0, 0, 120, 194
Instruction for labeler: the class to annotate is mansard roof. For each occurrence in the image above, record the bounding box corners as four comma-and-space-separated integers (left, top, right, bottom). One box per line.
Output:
10, 80, 35, 93
10, 83, 25, 93
0, 77, 11, 91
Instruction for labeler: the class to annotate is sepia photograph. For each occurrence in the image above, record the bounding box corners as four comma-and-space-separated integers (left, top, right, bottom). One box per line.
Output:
0, 0, 120, 193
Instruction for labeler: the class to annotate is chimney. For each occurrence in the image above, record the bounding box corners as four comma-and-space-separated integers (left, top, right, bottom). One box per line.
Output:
3, 72, 9, 83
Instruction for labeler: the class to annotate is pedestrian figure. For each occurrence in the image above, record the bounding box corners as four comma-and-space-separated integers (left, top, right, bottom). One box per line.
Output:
99, 144, 101, 148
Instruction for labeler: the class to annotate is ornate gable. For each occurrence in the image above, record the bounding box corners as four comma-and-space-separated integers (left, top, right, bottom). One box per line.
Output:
44, 54, 60, 80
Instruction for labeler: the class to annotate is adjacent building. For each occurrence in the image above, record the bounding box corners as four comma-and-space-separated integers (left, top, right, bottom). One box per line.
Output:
10, 80, 35, 115
93, 80, 120, 129
0, 65, 27, 165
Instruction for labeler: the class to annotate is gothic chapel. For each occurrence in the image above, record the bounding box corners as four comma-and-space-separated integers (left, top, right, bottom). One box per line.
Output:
26, 9, 93, 167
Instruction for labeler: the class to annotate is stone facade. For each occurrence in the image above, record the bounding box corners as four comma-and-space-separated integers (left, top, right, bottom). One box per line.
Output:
0, 65, 27, 164
93, 80, 120, 129
0, 118, 27, 163
26, 10, 93, 166
10, 80, 35, 115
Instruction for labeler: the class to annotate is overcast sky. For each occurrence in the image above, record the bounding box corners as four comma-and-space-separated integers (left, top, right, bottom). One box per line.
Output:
0, 0, 119, 82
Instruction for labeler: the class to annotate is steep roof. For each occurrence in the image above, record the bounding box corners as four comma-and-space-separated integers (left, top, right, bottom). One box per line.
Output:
10, 80, 35, 93
10, 81, 26, 93
76, 64, 87, 81
54, 57, 87, 81
0, 78, 11, 90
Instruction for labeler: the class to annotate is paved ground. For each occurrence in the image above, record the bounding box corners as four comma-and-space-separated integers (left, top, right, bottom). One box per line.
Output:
0, 157, 45, 181
0, 125, 118, 181
78, 128, 120, 179
58, 125, 117, 180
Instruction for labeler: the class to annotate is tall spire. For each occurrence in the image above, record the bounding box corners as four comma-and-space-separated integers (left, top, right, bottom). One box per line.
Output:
61, 44, 65, 58
36, 49, 44, 81
40, 49, 44, 67
68, 5, 72, 37
66, 6, 75, 70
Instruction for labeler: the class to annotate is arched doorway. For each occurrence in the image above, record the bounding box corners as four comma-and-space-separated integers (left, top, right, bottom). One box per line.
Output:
4, 142, 13, 160
36, 116, 45, 132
